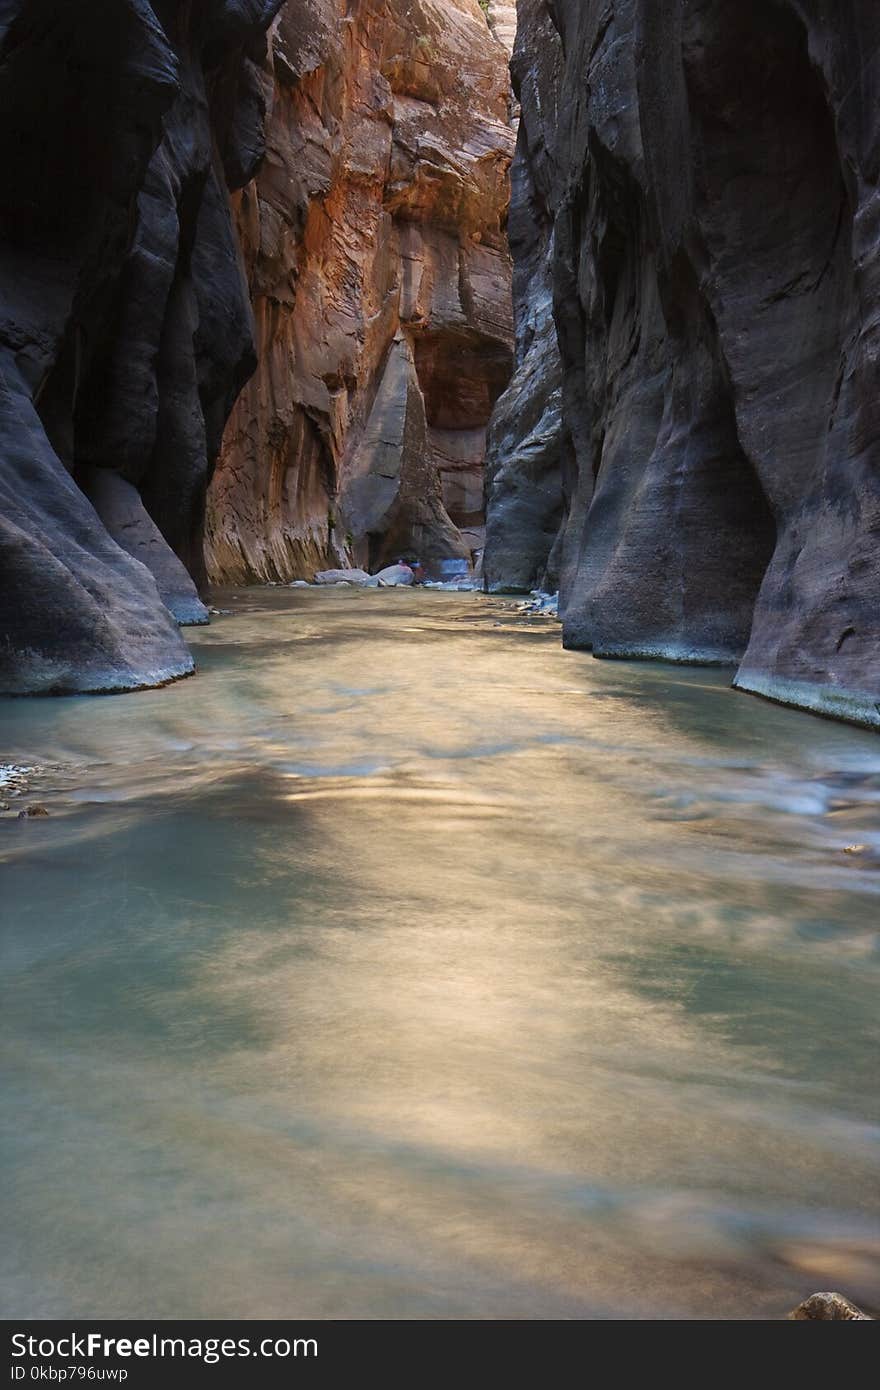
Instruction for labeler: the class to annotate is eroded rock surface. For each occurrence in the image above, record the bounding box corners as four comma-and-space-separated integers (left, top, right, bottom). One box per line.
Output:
483, 0, 565, 593
489, 0, 880, 727
206, 0, 515, 584
789, 1292, 871, 1320
0, 0, 282, 692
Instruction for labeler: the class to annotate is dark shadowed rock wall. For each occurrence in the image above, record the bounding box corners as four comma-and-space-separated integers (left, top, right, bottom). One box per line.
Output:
488, 0, 880, 728
483, 0, 565, 594
0, 0, 281, 693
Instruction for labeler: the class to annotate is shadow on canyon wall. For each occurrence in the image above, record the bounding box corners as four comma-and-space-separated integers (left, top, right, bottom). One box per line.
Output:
486, 0, 880, 729
0, 0, 285, 692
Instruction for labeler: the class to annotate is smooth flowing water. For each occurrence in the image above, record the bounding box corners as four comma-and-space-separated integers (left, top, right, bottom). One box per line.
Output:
1, 589, 878, 1320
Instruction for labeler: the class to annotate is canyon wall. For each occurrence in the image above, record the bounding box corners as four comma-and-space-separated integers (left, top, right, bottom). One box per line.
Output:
483, 0, 564, 595
489, 0, 880, 728
0, 0, 283, 693
205, 0, 515, 584
0, 0, 514, 694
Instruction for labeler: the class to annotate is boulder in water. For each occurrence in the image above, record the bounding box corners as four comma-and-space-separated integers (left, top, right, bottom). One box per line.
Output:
374, 564, 415, 587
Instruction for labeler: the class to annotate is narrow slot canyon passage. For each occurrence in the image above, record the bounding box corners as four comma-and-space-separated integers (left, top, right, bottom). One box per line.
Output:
1, 0, 879, 1330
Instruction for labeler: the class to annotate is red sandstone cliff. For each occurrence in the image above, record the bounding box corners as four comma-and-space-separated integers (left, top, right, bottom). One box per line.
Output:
206, 0, 515, 583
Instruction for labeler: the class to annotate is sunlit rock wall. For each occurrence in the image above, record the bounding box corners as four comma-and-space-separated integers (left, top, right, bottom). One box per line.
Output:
488, 0, 880, 728
206, 0, 515, 583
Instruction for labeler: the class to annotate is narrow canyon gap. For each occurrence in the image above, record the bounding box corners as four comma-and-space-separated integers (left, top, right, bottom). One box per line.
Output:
206, 0, 517, 585
1, 0, 879, 1330
2, 0, 880, 730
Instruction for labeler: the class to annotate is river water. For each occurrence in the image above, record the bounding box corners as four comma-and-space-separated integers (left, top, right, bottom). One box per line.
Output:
1, 588, 878, 1320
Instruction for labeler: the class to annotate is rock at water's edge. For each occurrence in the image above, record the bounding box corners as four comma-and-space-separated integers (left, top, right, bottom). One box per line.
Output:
789, 1293, 871, 1320
313, 569, 374, 587
375, 564, 415, 588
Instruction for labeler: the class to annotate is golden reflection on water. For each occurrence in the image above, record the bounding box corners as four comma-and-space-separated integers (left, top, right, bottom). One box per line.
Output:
1, 589, 879, 1318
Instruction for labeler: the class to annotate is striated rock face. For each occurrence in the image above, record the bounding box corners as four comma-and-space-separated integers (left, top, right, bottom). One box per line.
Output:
489, 0, 880, 728
0, 0, 283, 693
205, 0, 515, 584
483, 3, 517, 70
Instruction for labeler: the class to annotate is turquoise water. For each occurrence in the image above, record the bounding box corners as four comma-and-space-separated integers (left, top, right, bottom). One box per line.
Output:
1, 588, 878, 1319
